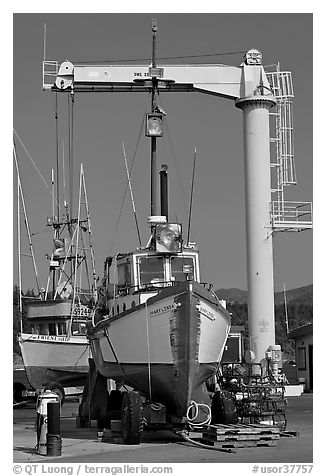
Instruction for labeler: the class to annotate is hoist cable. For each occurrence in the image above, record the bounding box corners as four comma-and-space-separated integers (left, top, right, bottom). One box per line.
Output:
54, 91, 60, 223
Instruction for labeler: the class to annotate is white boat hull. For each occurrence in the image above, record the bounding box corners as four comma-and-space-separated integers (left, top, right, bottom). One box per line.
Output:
89, 281, 231, 417
19, 333, 90, 390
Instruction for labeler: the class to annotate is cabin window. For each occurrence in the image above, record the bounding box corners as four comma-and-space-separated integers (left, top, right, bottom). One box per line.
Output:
72, 322, 80, 335
48, 323, 57, 336
38, 325, 44, 335
118, 262, 131, 288
138, 256, 165, 286
123, 303, 127, 312
131, 300, 136, 308
171, 256, 195, 282
57, 322, 66, 336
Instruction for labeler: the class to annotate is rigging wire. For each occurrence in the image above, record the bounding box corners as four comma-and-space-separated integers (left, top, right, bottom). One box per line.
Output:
145, 301, 153, 402
68, 92, 75, 224
13, 129, 61, 212
74, 50, 246, 64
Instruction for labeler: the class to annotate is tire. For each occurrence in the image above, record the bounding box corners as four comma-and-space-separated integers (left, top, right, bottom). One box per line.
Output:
45, 381, 65, 406
121, 391, 143, 445
108, 389, 123, 421
109, 389, 123, 409
13, 383, 24, 404
211, 390, 237, 424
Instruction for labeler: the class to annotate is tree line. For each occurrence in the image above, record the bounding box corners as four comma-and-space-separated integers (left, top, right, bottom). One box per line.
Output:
227, 300, 313, 359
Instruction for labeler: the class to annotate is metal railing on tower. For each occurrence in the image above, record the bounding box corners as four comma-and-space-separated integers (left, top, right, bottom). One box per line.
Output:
266, 65, 312, 232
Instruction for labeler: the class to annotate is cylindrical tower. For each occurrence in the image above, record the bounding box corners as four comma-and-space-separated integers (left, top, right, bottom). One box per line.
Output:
236, 94, 276, 363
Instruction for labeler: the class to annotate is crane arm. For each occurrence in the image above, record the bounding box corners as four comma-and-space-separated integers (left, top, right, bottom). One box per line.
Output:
44, 52, 272, 100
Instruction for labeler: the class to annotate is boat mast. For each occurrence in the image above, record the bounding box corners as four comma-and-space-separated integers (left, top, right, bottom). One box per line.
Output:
14, 141, 41, 303
150, 19, 158, 217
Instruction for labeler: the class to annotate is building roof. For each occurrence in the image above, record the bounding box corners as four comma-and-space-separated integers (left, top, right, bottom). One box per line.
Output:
288, 323, 313, 339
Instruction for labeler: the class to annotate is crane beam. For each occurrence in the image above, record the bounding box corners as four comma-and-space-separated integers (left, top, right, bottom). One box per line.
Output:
47, 60, 272, 101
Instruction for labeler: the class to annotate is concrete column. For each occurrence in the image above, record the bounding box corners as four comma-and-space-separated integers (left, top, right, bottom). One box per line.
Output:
235, 95, 276, 363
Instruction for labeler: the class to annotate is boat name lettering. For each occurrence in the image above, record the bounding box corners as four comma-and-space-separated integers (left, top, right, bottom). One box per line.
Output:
73, 307, 92, 317
198, 303, 216, 321
31, 335, 70, 342
149, 303, 177, 316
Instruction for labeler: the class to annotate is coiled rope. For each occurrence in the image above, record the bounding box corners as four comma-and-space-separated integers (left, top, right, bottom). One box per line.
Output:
186, 400, 211, 429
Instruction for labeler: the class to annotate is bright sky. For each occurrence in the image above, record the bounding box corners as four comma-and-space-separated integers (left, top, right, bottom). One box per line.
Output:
12, 11, 313, 293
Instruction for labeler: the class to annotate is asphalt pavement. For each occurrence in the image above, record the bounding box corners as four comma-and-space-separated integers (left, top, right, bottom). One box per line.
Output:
13, 394, 313, 464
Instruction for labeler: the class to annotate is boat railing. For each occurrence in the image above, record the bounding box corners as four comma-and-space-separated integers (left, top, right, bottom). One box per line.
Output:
108, 279, 215, 298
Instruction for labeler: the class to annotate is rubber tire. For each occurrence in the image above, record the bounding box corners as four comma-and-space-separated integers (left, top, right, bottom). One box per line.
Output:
109, 390, 123, 410
211, 390, 237, 424
13, 383, 24, 404
45, 381, 65, 406
121, 391, 143, 445
108, 389, 123, 421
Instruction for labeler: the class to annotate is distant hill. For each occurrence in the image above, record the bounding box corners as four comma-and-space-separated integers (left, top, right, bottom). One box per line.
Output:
216, 288, 248, 304
216, 284, 312, 306
274, 284, 313, 306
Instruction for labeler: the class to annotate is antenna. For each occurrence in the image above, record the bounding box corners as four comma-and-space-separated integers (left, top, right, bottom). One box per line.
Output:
283, 282, 289, 333
187, 148, 197, 244
122, 142, 142, 248
51, 168, 55, 220
43, 23, 47, 62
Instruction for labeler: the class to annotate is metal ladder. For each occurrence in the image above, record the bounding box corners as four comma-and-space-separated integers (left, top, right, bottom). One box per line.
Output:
266, 65, 312, 232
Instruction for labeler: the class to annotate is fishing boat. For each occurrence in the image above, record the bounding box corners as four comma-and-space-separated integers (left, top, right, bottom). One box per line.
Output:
15, 140, 97, 398
85, 21, 233, 442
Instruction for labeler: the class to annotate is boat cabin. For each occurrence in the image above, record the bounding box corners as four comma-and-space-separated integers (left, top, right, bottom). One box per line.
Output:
24, 299, 91, 337
116, 247, 200, 291
99, 243, 201, 317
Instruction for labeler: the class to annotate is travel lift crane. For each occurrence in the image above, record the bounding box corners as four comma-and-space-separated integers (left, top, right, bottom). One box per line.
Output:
43, 27, 312, 376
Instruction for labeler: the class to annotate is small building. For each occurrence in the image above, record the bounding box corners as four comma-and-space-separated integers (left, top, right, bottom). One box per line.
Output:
288, 323, 313, 392
222, 325, 245, 363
